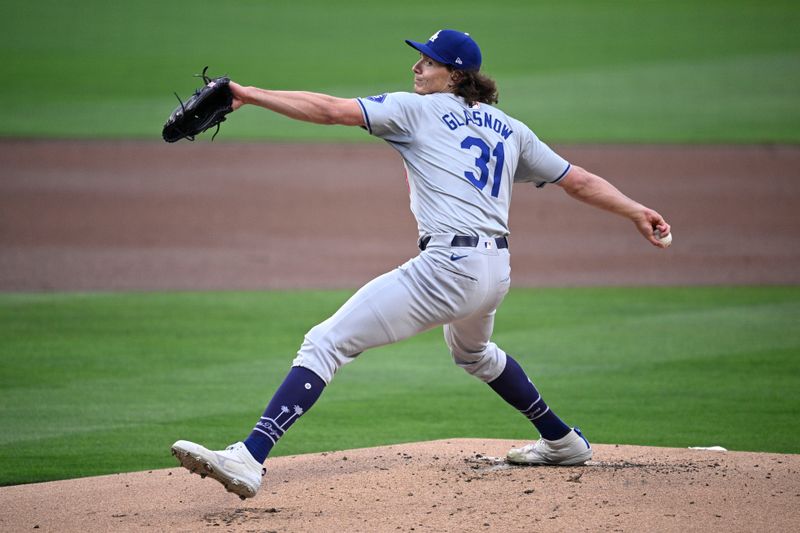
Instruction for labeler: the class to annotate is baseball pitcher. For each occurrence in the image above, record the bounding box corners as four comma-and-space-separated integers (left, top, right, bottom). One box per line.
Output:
171, 29, 671, 499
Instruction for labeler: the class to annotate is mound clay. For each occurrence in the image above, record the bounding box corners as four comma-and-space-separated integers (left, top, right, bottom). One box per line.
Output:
1, 439, 799, 532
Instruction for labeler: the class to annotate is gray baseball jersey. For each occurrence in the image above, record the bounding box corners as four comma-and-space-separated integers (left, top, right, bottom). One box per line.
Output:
293, 91, 572, 384
356, 92, 571, 238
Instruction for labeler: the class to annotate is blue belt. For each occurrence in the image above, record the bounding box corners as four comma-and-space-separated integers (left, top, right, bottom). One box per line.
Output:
418, 235, 509, 251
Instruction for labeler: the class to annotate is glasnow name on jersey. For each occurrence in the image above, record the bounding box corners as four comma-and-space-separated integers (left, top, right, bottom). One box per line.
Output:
440, 109, 513, 139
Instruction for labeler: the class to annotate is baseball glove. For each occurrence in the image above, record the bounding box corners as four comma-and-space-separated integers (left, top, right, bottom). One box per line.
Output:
162, 67, 233, 143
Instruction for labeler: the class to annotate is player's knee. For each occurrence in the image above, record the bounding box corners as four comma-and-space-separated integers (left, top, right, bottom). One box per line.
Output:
449, 343, 506, 383
292, 323, 360, 384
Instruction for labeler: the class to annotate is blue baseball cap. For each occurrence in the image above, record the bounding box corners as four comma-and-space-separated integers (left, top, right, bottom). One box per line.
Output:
405, 29, 482, 71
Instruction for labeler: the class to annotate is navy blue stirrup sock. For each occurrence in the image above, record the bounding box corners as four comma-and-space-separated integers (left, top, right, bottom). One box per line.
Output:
243, 366, 326, 463
488, 355, 571, 441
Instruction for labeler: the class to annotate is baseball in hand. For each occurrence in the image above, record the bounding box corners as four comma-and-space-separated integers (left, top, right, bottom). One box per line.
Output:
654, 228, 672, 247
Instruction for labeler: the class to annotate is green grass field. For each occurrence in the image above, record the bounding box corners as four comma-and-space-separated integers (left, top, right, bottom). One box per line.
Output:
2, 0, 799, 142
1, 287, 798, 485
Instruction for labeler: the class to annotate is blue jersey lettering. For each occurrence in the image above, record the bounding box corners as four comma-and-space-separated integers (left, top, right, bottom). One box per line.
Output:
441, 114, 458, 130
440, 109, 513, 139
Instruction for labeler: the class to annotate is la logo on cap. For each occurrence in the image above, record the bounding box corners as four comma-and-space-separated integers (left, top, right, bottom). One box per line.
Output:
405, 29, 482, 71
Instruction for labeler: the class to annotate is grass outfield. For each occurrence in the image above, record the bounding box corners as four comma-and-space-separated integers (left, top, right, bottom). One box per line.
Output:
2, 0, 799, 142
1, 287, 798, 485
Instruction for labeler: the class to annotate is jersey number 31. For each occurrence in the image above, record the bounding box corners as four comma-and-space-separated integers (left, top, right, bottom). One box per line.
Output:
460, 136, 505, 198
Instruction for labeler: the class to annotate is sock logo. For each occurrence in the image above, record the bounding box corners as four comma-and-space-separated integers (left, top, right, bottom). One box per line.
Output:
255, 420, 281, 441
246, 367, 326, 463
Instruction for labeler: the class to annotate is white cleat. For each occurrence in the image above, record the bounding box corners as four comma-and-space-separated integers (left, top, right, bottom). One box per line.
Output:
171, 440, 264, 499
507, 428, 593, 466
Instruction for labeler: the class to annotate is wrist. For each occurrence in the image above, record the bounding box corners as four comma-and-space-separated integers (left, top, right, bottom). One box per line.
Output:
239, 86, 254, 105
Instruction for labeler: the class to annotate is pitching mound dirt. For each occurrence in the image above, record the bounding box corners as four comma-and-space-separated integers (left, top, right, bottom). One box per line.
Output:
1, 439, 798, 532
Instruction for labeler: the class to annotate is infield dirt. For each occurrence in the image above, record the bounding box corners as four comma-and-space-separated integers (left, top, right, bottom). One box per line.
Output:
1, 141, 799, 532
1, 141, 799, 290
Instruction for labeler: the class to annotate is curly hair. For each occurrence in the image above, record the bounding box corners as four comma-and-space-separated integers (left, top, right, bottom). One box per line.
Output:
450, 69, 499, 106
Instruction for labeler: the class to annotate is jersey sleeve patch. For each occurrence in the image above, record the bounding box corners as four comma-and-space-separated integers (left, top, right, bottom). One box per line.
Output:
356, 92, 415, 142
